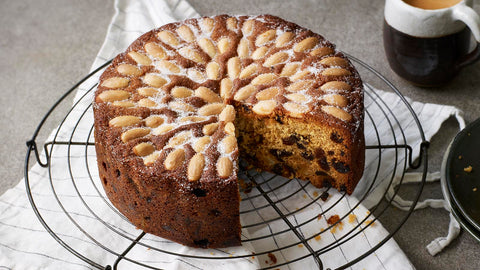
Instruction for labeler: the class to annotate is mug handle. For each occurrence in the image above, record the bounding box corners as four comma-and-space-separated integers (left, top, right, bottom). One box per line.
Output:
453, 4, 480, 69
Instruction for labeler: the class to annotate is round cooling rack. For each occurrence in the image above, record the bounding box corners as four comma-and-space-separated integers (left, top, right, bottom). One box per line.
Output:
25, 55, 429, 270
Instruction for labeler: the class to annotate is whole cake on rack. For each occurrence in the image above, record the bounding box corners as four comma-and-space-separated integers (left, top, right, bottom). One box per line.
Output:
93, 14, 365, 248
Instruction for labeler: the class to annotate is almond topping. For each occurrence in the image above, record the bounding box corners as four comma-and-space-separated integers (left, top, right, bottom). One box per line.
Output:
187, 69, 206, 82
202, 123, 219, 135
158, 60, 181, 73
169, 101, 195, 112
227, 57, 241, 79
117, 64, 142, 76
252, 100, 277, 115
320, 57, 348, 67
217, 37, 231, 54
157, 31, 179, 47
179, 47, 205, 64
237, 39, 250, 58
144, 152, 160, 166
121, 128, 150, 143
256, 30, 276, 46
201, 18, 214, 33
112, 101, 135, 107
198, 38, 217, 59
322, 68, 351, 76
180, 116, 207, 123
138, 98, 157, 108
280, 63, 300, 77
145, 115, 164, 128
194, 136, 211, 153
286, 93, 308, 103
323, 94, 348, 107
176, 25, 195, 42
128, 51, 152, 65
321, 81, 352, 92
195, 87, 222, 103
152, 124, 173, 135
98, 90, 130, 102
251, 46, 268, 60
198, 103, 225, 116
133, 143, 155, 157
224, 122, 235, 135
164, 148, 185, 170
287, 80, 314, 92
310, 47, 334, 57
294, 37, 318, 52
264, 52, 289, 67
217, 157, 233, 178
188, 153, 205, 181
101, 77, 129, 89
239, 63, 257, 79
206, 62, 220, 80
251, 73, 277, 85
138, 87, 159, 97
222, 135, 237, 154
171, 86, 193, 98
109, 115, 141, 127
234, 85, 256, 101
167, 131, 191, 148
242, 20, 254, 35
256, 87, 279, 100
143, 73, 167, 88
144, 42, 166, 59
283, 102, 310, 118
276, 32, 295, 47
290, 70, 311, 81
226, 17, 238, 31
322, 105, 352, 121
220, 78, 233, 98
219, 105, 235, 122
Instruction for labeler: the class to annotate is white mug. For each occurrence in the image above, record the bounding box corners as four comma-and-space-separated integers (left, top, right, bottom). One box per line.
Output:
384, 0, 480, 86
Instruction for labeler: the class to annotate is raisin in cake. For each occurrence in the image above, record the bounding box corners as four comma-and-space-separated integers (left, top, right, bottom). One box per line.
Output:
93, 14, 365, 248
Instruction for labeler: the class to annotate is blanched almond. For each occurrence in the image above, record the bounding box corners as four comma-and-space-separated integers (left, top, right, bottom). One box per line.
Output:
227, 57, 241, 79
220, 78, 233, 98
171, 86, 193, 98
242, 19, 254, 35
176, 25, 195, 42
198, 38, 217, 59
112, 101, 135, 107
294, 37, 318, 52
187, 69, 206, 82
226, 17, 238, 31
239, 63, 257, 79
222, 135, 237, 154
323, 94, 348, 107
145, 115, 164, 128
321, 81, 351, 92
251, 46, 268, 60
286, 93, 308, 103
287, 80, 314, 92
256, 30, 276, 46
198, 103, 225, 116
179, 47, 205, 64
252, 100, 276, 115
217, 157, 233, 178
322, 68, 351, 76
193, 136, 211, 152
98, 90, 130, 102
145, 42, 166, 59
179, 116, 206, 123
117, 64, 142, 76
276, 32, 294, 47
283, 102, 310, 118
152, 124, 173, 135
101, 77, 129, 89
201, 17, 214, 33
133, 143, 154, 157
121, 128, 150, 143
169, 101, 195, 112
219, 105, 235, 122
264, 52, 288, 67
224, 122, 235, 135
167, 131, 191, 148
188, 153, 205, 181
195, 86, 222, 103
256, 87, 279, 100
321, 105, 352, 121
290, 70, 311, 81
237, 38, 250, 58
280, 63, 300, 77
206, 62, 220, 80
138, 87, 158, 97
251, 73, 277, 85
143, 73, 167, 87
138, 98, 157, 107
234, 85, 256, 101
320, 57, 348, 67
158, 60, 181, 73
202, 123, 219, 135
109, 115, 141, 127
217, 37, 231, 54
144, 152, 160, 166
310, 47, 334, 57
164, 148, 185, 170
128, 51, 152, 65
157, 31, 179, 47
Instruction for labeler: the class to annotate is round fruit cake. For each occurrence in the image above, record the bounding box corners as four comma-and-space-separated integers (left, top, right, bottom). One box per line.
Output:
93, 14, 365, 248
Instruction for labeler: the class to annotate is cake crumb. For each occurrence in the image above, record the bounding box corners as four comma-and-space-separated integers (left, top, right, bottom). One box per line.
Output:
327, 215, 343, 233
302, 194, 307, 199
210, 252, 214, 255
464, 165, 473, 173
266, 253, 277, 265
458, 155, 463, 160
320, 191, 329, 201
348, 213, 356, 224
473, 187, 477, 192
314, 235, 321, 241
298, 244, 304, 248
365, 219, 376, 227
317, 214, 322, 220
313, 191, 319, 197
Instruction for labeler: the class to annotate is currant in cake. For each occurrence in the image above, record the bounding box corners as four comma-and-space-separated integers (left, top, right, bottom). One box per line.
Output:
93, 14, 365, 248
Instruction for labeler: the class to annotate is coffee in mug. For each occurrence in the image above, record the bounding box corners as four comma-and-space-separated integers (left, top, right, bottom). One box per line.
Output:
383, 0, 480, 87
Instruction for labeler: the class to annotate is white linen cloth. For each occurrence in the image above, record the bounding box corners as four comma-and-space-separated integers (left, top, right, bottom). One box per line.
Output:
0, 0, 465, 269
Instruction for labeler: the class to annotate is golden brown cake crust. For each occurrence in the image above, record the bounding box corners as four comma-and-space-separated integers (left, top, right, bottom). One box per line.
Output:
93, 14, 364, 248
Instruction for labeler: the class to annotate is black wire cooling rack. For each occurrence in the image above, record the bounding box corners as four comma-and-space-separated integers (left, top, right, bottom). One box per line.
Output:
25, 55, 429, 270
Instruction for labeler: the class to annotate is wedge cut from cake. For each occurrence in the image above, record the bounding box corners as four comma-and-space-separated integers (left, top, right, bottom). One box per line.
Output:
93, 15, 365, 248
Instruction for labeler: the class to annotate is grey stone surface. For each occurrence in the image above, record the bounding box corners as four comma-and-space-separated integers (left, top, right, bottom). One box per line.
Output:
2, 0, 479, 269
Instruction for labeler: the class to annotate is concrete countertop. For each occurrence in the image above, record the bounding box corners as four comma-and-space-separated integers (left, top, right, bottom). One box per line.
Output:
2, 0, 479, 269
